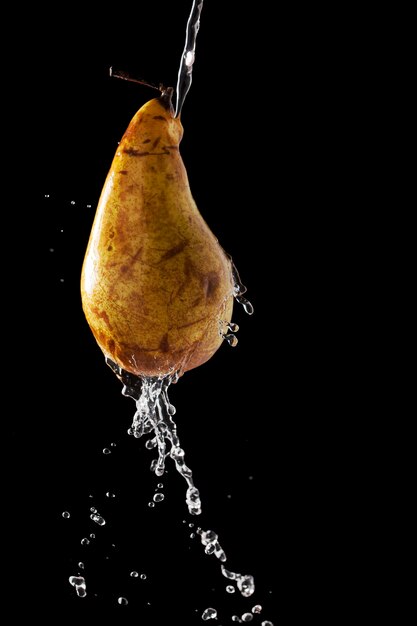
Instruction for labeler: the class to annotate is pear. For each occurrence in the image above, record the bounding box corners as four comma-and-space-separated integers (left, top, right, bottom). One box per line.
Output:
81, 91, 234, 377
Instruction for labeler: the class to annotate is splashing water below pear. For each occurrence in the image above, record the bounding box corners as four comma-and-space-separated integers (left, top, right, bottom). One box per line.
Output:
105, 267, 253, 518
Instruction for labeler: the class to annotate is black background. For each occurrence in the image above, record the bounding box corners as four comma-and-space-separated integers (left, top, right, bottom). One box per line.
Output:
5, 2, 346, 623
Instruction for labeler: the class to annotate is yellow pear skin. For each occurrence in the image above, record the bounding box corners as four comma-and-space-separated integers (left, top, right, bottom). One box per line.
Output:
81, 93, 234, 377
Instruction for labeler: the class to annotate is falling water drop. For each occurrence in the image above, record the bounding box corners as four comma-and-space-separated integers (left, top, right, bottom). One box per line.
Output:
69, 575, 87, 597
231, 261, 254, 315
157, 482, 164, 489
252, 605, 262, 614
106, 492, 115, 498
103, 448, 111, 455
241, 614, 253, 623
261, 622, 274, 626
224, 333, 238, 347
226, 585, 235, 593
90, 513, 106, 526
140, 574, 147, 580
153, 493, 165, 503
78, 562, 85, 570
235, 296, 254, 315
118, 597, 128, 606
202, 607, 217, 621
80, 538, 90, 546
62, 511, 70, 519
148, 501, 155, 508
90, 507, 96, 513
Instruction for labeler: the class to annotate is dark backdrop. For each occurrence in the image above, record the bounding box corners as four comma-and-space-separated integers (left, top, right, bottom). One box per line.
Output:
6, 2, 341, 623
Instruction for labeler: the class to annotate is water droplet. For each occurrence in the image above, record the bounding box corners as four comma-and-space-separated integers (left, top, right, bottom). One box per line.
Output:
261, 622, 274, 626
69, 575, 87, 598
130, 571, 139, 577
62, 511, 70, 519
248, 475, 254, 481
59, 278, 65, 283
60, 229, 64, 232
86, 204, 92, 208
224, 333, 238, 347
90, 533, 95, 539
88, 494, 94, 498
110, 442, 116, 447
153, 492, 165, 503
228, 322, 239, 332
148, 502, 155, 508
226, 585, 235, 593
103, 448, 111, 455
90, 513, 106, 526
106, 491, 115, 498
118, 597, 128, 605
241, 614, 253, 623
227, 494, 232, 499
140, 574, 147, 580
90, 507, 96, 513
236, 295, 254, 315
252, 605, 262, 614
237, 575, 255, 598
81, 538, 90, 545
202, 607, 217, 620
157, 482, 164, 489
78, 562, 85, 569
189, 523, 194, 528
190, 533, 196, 539
70, 200, 76, 205
49, 247, 54, 252
231, 617, 241, 623
44, 194, 50, 198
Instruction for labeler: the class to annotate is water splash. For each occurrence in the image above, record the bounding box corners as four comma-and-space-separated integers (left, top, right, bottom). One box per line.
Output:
175, 0, 204, 117
106, 359, 201, 515
221, 565, 255, 598
198, 528, 227, 562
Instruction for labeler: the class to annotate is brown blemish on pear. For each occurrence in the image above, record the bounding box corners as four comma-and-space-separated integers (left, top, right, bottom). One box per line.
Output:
81, 95, 234, 377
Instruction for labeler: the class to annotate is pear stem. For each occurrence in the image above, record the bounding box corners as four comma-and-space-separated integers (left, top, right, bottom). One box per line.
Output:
174, 0, 204, 118
109, 67, 162, 92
